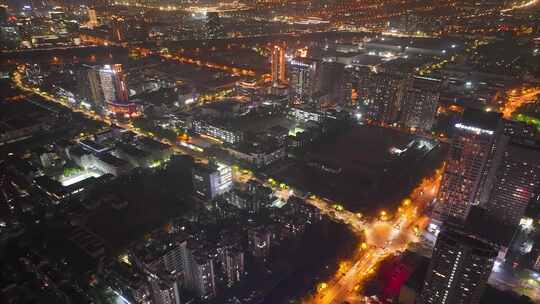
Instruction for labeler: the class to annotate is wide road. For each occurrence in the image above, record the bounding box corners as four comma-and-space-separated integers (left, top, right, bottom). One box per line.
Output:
234, 162, 443, 304
501, 87, 540, 119
302, 167, 443, 304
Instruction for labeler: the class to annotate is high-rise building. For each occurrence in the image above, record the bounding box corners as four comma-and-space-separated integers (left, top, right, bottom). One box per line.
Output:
134, 236, 187, 275
341, 68, 354, 106
86, 66, 104, 107
217, 234, 245, 287
192, 161, 233, 200
149, 277, 181, 304
247, 226, 272, 259
87, 8, 99, 28
363, 71, 408, 124
398, 11, 421, 33
419, 228, 497, 304
182, 242, 217, 299
485, 140, 540, 227
132, 235, 187, 304
83, 64, 132, 115
316, 60, 347, 105
111, 16, 126, 42
98, 64, 129, 104
0, 5, 8, 25
288, 57, 319, 105
435, 109, 502, 222
400, 77, 440, 131
271, 44, 286, 87
205, 12, 224, 39
100, 71, 116, 105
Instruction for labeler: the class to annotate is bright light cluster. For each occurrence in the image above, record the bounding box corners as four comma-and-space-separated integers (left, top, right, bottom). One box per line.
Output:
454, 123, 494, 135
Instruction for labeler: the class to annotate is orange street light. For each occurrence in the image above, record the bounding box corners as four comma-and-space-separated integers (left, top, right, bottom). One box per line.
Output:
317, 282, 328, 292
402, 198, 412, 206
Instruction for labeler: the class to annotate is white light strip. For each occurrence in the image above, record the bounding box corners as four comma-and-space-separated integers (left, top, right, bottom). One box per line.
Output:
455, 123, 494, 135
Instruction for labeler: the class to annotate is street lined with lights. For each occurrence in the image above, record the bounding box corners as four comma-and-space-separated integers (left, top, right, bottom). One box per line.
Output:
501, 87, 540, 119
302, 167, 443, 304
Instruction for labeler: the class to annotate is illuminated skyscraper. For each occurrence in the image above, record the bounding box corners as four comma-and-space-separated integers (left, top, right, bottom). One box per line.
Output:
83, 64, 130, 113
99, 67, 116, 104
400, 77, 440, 131
485, 140, 540, 227
99, 64, 129, 104
192, 162, 233, 200
419, 228, 497, 304
435, 109, 502, 222
363, 72, 408, 124
85, 66, 104, 107
288, 57, 319, 104
271, 44, 286, 87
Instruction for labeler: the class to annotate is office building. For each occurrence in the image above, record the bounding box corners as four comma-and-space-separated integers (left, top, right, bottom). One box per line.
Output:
436, 109, 502, 222
87, 63, 139, 116
192, 162, 233, 200
93, 153, 132, 176
82, 64, 130, 112
288, 106, 324, 123
99, 64, 129, 104
400, 77, 440, 131
363, 72, 408, 124
289, 57, 319, 105
486, 140, 540, 227
271, 44, 286, 87
192, 119, 243, 144
419, 228, 497, 304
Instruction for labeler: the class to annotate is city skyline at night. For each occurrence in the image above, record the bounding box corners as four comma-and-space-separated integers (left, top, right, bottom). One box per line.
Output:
0, 1, 540, 304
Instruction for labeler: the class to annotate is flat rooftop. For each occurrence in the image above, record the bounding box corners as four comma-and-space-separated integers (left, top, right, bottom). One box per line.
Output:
229, 115, 295, 133
461, 108, 502, 131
